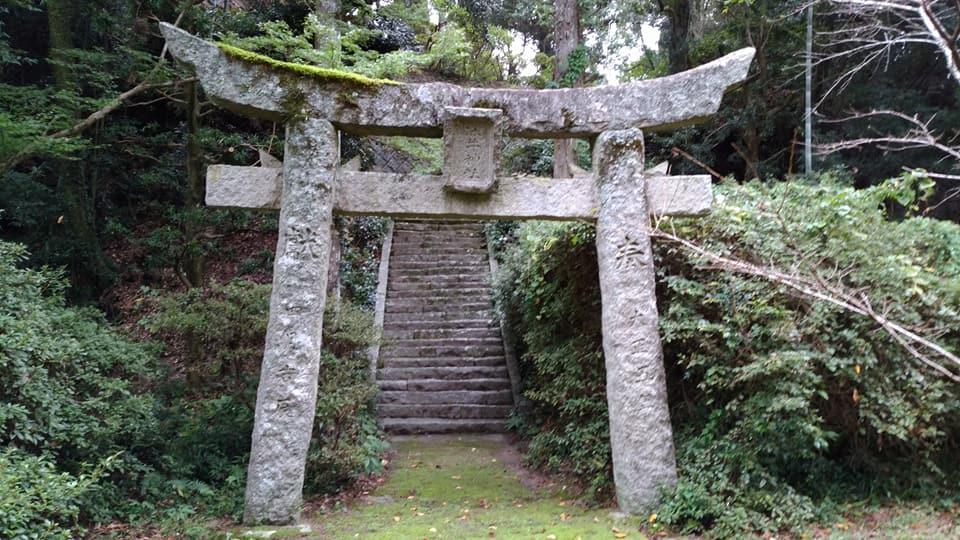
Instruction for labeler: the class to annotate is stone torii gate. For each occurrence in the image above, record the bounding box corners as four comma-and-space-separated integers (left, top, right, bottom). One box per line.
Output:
160, 23, 754, 526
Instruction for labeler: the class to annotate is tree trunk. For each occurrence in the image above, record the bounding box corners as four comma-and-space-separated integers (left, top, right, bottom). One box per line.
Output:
665, 0, 691, 74
47, 0, 114, 296
553, 0, 581, 179
314, 0, 341, 67
184, 80, 205, 288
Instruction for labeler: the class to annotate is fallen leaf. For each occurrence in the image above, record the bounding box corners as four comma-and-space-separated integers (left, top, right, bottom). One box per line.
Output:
429, 527, 438, 533
648, 513, 657, 523
393, 516, 401, 522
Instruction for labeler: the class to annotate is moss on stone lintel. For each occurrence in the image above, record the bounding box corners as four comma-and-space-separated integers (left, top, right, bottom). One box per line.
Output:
215, 43, 400, 88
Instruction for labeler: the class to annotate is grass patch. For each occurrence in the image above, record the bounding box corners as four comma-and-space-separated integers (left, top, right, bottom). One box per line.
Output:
222, 437, 959, 539
215, 43, 400, 88
316, 436, 649, 539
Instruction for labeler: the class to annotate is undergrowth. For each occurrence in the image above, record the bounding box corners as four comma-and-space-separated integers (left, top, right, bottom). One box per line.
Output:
493, 176, 960, 537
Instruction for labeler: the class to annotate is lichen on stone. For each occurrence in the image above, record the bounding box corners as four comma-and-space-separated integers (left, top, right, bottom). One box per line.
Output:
215, 43, 400, 88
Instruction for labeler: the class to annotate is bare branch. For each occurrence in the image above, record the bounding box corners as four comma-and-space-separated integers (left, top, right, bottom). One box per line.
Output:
648, 222, 960, 383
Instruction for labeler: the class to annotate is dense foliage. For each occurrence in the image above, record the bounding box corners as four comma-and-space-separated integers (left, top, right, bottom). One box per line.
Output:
494, 178, 960, 536
0, 239, 384, 537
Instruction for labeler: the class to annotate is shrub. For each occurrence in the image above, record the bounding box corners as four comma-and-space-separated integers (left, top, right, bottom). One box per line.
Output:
306, 300, 387, 493
0, 245, 387, 536
142, 281, 387, 508
0, 449, 103, 540
140, 279, 271, 395
0, 240, 160, 527
493, 178, 960, 535
493, 221, 612, 498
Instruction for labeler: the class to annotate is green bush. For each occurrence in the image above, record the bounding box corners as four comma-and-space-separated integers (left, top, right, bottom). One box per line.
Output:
141, 281, 387, 512
0, 242, 387, 535
307, 300, 387, 493
0, 240, 161, 529
140, 279, 271, 395
493, 178, 960, 536
0, 449, 104, 540
493, 221, 611, 498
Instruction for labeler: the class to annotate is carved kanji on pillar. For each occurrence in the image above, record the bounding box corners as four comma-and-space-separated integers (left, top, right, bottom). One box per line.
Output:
160, 22, 754, 525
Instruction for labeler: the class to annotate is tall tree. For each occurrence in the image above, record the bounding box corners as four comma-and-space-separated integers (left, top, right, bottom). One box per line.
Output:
46, 0, 115, 295
553, 0, 581, 178
658, 0, 692, 73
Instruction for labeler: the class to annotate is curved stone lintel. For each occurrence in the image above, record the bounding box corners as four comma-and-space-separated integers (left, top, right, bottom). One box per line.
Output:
160, 23, 754, 137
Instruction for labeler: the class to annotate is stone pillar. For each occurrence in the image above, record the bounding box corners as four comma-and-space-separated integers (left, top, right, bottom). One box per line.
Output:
593, 128, 677, 513
243, 118, 338, 525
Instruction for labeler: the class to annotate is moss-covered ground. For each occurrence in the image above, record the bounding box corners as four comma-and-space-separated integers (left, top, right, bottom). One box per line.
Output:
230, 435, 957, 540
236, 435, 650, 539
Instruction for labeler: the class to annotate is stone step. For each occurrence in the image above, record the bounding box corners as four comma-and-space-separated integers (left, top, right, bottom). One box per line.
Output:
378, 389, 513, 405
385, 302, 492, 314
392, 234, 484, 245
381, 356, 507, 368
386, 288, 491, 299
382, 319, 497, 331
391, 236, 485, 245
388, 275, 489, 286
390, 245, 486, 254
383, 327, 502, 340
384, 337, 503, 349
378, 378, 511, 392
394, 222, 484, 232
380, 417, 507, 434
378, 365, 509, 381
392, 229, 485, 238
387, 283, 493, 295
379, 404, 512, 419
390, 254, 488, 265
381, 344, 505, 357
383, 311, 495, 323
390, 265, 490, 276
388, 281, 489, 293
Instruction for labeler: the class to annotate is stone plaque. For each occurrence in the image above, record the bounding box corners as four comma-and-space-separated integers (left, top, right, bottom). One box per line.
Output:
442, 107, 503, 194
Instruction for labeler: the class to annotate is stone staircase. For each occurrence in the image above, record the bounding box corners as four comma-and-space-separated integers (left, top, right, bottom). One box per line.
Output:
377, 220, 513, 434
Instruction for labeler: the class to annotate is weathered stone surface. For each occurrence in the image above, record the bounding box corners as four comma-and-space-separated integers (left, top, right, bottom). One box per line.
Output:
442, 107, 503, 193
205, 166, 712, 219
646, 174, 713, 217
160, 23, 754, 137
206, 165, 281, 209
594, 129, 677, 513
242, 118, 337, 525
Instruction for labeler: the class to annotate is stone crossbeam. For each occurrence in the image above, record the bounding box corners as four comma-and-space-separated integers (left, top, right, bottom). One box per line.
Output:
159, 23, 753, 138
205, 165, 713, 219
